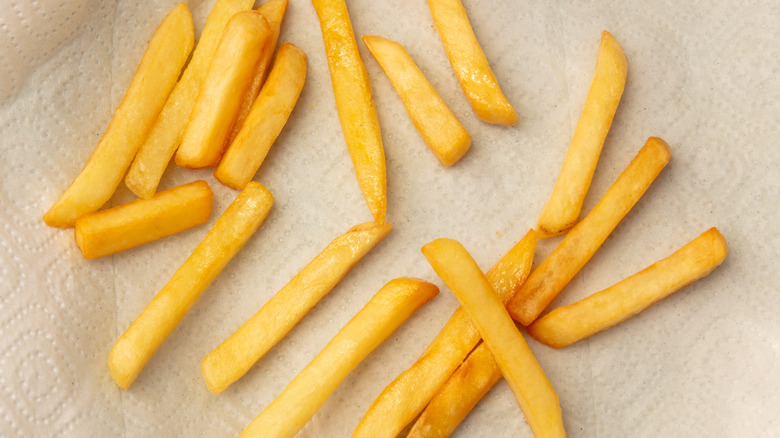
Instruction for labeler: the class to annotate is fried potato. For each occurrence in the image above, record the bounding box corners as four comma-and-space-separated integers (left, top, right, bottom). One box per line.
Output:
175, 11, 272, 169
74, 180, 212, 259
201, 221, 392, 394
537, 31, 628, 237
427, 0, 517, 126
238, 278, 439, 438
108, 182, 273, 389
125, 0, 255, 199
312, 0, 387, 223
215, 42, 307, 190
352, 230, 535, 438
528, 228, 728, 348
43, 3, 193, 227
508, 137, 672, 326
362, 35, 471, 167
422, 238, 565, 438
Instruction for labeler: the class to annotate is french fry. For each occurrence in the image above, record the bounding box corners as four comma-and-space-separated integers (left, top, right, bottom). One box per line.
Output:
108, 182, 273, 389
528, 228, 728, 349
201, 221, 392, 394
362, 35, 471, 167
125, 0, 255, 199
422, 238, 566, 438
74, 180, 213, 259
427, 0, 517, 126
537, 31, 628, 237
353, 230, 536, 438
215, 42, 307, 190
43, 3, 193, 227
312, 0, 387, 223
176, 11, 272, 169
508, 137, 672, 326
238, 278, 439, 438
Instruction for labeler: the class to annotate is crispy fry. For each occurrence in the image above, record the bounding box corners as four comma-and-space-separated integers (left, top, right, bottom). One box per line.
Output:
528, 228, 728, 348
108, 182, 273, 389
74, 180, 212, 259
43, 3, 193, 227
201, 221, 392, 394
427, 0, 517, 126
312, 0, 387, 223
215, 42, 307, 189
509, 137, 672, 326
125, 0, 255, 198
352, 230, 535, 438
362, 35, 471, 167
176, 11, 272, 169
422, 238, 565, 438
238, 278, 439, 438
537, 31, 628, 237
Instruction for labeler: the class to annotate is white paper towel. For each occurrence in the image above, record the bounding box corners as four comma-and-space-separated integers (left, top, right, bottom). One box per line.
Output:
1, 0, 779, 437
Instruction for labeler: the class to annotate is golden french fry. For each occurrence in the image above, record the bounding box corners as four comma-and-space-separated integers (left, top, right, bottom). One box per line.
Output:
528, 228, 728, 348
176, 11, 272, 169
362, 35, 471, 167
427, 0, 517, 126
239, 278, 439, 438
312, 0, 387, 223
125, 0, 255, 199
508, 137, 672, 326
201, 221, 392, 394
537, 31, 628, 237
352, 230, 535, 438
422, 238, 566, 438
108, 182, 273, 389
74, 180, 212, 259
43, 3, 193, 227
215, 42, 307, 189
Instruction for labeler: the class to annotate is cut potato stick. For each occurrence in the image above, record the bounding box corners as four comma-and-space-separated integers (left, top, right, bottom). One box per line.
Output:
176, 11, 272, 169
537, 31, 628, 237
528, 228, 728, 348
312, 0, 387, 223
227, 0, 290, 147
239, 278, 439, 438
422, 238, 565, 438
43, 3, 193, 227
508, 137, 672, 326
125, 0, 255, 198
108, 182, 273, 389
427, 0, 517, 126
201, 221, 392, 394
352, 230, 536, 438
74, 180, 213, 259
362, 35, 471, 167
215, 42, 307, 189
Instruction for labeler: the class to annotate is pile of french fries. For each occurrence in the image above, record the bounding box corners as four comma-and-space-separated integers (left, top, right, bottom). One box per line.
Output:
43, 0, 727, 436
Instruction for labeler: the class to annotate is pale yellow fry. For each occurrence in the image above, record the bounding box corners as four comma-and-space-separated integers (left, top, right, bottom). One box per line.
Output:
201, 221, 392, 394
108, 182, 273, 389
508, 137, 672, 326
537, 31, 628, 237
74, 180, 213, 259
239, 278, 439, 438
528, 228, 728, 349
352, 230, 536, 438
362, 35, 471, 167
227, 0, 290, 146
43, 3, 193, 227
125, 0, 255, 199
422, 238, 566, 438
312, 0, 387, 223
176, 11, 272, 169
215, 42, 307, 190
427, 0, 517, 126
